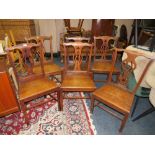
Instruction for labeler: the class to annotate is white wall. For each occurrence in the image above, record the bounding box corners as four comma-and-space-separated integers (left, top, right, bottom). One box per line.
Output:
36, 19, 57, 53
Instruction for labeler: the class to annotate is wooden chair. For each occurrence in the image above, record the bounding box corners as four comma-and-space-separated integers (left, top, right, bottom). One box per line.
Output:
91, 36, 120, 82
64, 19, 84, 36
25, 35, 62, 83
59, 42, 96, 110
90, 49, 154, 132
7, 43, 60, 123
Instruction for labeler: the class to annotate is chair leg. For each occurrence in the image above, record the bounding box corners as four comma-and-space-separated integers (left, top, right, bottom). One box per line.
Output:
131, 96, 140, 117
57, 90, 61, 111
90, 95, 95, 113
20, 102, 29, 124
60, 90, 63, 111
132, 107, 155, 121
119, 114, 129, 132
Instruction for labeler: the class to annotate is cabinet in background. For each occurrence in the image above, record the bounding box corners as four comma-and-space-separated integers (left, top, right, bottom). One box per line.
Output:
91, 19, 115, 37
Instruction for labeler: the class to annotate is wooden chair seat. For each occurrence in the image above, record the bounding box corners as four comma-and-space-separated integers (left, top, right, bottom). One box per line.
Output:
19, 77, 58, 102
93, 83, 134, 113
91, 61, 120, 73
33, 63, 62, 75
61, 72, 96, 91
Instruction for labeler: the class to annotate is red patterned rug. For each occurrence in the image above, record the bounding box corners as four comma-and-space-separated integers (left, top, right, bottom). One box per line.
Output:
0, 93, 96, 135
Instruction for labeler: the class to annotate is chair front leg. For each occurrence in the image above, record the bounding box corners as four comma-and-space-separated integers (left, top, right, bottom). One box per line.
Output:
90, 95, 95, 113
57, 89, 61, 111
60, 89, 64, 111
119, 114, 129, 132
20, 101, 29, 124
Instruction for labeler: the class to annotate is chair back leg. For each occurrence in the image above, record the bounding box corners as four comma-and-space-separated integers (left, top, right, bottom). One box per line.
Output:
132, 107, 155, 121
119, 114, 129, 132
131, 96, 140, 117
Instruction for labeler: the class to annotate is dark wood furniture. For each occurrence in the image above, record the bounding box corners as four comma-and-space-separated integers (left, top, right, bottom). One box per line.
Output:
91, 19, 115, 42
0, 54, 19, 117
60, 42, 96, 110
91, 36, 120, 82
90, 49, 154, 132
25, 35, 63, 83
0, 20, 36, 44
64, 19, 84, 36
7, 43, 60, 123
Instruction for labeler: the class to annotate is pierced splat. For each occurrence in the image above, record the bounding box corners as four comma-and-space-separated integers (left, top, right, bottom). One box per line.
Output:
63, 42, 93, 72
118, 53, 137, 86
94, 36, 116, 61
7, 43, 42, 81
73, 46, 83, 70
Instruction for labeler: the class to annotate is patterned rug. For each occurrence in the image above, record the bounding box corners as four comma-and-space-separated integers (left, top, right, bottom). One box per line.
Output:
0, 93, 96, 135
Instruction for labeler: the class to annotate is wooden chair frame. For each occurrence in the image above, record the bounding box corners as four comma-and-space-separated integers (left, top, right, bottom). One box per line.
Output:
64, 19, 84, 36
92, 36, 120, 82
25, 35, 63, 83
90, 49, 155, 132
7, 43, 61, 124
59, 42, 96, 110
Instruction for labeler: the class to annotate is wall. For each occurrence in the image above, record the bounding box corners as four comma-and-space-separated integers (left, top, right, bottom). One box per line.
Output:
34, 19, 133, 53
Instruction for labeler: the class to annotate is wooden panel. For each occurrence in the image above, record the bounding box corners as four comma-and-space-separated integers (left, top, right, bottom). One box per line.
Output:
0, 19, 36, 43
91, 19, 115, 36
0, 58, 19, 117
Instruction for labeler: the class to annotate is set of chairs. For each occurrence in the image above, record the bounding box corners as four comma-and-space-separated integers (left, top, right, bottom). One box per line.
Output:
6, 34, 155, 132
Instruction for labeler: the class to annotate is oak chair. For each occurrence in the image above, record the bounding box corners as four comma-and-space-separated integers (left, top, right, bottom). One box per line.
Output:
91, 36, 120, 82
25, 35, 62, 83
7, 43, 61, 123
59, 42, 96, 110
90, 49, 154, 132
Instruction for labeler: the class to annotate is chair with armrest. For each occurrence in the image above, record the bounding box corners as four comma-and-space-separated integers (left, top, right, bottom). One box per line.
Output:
25, 35, 63, 83
90, 49, 154, 132
59, 42, 96, 110
91, 36, 120, 83
7, 43, 61, 124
